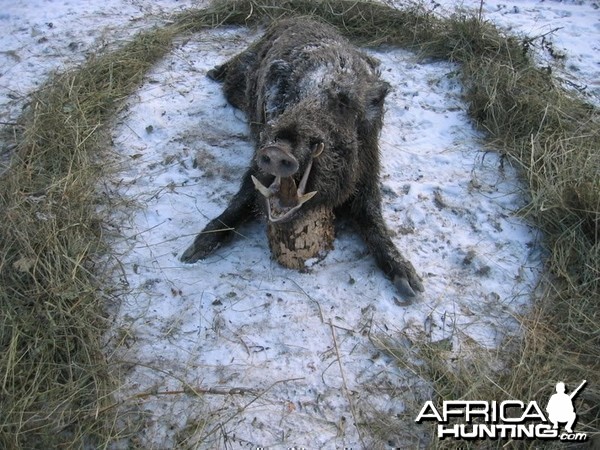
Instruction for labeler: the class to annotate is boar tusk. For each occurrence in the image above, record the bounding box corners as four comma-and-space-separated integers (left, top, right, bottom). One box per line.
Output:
297, 159, 313, 195
256, 150, 320, 222
298, 190, 317, 205
251, 175, 273, 198
312, 142, 325, 158
297, 143, 323, 195
267, 191, 317, 223
268, 203, 303, 223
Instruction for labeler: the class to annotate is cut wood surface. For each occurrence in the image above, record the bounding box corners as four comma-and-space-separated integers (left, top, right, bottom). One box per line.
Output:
267, 204, 335, 269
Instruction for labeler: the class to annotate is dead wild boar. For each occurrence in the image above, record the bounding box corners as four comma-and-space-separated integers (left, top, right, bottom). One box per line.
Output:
181, 18, 424, 297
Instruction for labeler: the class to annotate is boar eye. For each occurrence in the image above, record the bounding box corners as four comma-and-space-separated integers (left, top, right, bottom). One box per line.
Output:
276, 129, 297, 145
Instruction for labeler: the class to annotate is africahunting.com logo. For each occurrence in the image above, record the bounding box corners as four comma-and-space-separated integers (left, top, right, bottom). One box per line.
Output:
416, 380, 588, 442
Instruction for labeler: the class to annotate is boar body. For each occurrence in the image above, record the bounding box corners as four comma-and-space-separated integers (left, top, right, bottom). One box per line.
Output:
181, 18, 423, 297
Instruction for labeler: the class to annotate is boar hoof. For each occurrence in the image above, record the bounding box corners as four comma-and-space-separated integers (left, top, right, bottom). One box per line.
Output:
392, 272, 424, 299
180, 235, 222, 263
207, 64, 227, 81
393, 275, 417, 298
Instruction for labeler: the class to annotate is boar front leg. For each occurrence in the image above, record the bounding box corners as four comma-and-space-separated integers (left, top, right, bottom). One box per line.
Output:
180, 170, 256, 263
352, 192, 424, 298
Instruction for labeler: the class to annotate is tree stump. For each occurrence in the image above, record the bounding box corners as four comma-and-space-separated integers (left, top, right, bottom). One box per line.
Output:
267, 205, 335, 270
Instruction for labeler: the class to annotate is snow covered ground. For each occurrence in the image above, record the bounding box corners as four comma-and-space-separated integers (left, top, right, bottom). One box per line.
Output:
1, 1, 597, 448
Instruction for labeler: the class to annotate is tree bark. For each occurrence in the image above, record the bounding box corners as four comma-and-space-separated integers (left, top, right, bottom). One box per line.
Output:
267, 205, 335, 270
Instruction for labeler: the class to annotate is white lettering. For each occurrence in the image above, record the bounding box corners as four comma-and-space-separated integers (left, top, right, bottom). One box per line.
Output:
522, 401, 546, 422
499, 400, 524, 423
443, 401, 467, 421
465, 400, 490, 422
560, 432, 588, 442
477, 423, 496, 438
417, 395, 587, 442
438, 424, 460, 438
537, 424, 558, 438
415, 401, 443, 423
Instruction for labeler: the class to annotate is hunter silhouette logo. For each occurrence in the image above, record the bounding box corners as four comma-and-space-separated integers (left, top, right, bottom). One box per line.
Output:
546, 380, 586, 433
415, 380, 588, 442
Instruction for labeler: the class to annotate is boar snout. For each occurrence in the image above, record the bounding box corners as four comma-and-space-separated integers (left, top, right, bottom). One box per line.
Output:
257, 145, 299, 177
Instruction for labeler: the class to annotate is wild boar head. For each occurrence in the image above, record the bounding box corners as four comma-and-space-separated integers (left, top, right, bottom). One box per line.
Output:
251, 77, 390, 223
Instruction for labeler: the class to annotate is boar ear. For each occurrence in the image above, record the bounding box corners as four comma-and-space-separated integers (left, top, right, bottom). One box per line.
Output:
364, 80, 391, 125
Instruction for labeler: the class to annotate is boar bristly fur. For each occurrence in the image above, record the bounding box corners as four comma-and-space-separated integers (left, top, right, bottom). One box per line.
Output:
181, 18, 423, 298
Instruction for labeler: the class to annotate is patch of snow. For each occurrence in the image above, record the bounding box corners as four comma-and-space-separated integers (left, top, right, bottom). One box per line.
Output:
423, 0, 600, 103
105, 27, 542, 449
0, 0, 204, 125
1, 0, 597, 448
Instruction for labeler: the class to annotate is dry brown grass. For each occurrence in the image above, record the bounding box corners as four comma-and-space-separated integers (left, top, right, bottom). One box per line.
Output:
0, 27, 175, 448
1, 0, 597, 447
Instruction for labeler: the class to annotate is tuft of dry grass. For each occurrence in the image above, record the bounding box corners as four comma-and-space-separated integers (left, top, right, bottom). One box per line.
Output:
0, 28, 175, 448
1, 0, 598, 447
